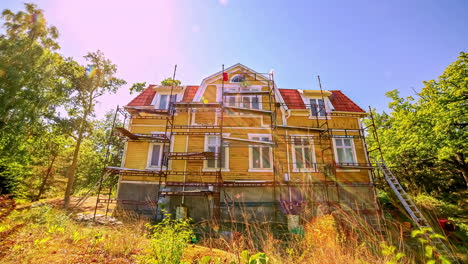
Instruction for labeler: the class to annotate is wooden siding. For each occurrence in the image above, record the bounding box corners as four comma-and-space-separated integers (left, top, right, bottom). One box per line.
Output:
122, 67, 370, 184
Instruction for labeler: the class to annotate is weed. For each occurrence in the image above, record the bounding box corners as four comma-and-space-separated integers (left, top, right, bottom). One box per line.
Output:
137, 214, 194, 264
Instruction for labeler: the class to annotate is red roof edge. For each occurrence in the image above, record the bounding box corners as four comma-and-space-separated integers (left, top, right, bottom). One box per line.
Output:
127, 85, 156, 106
329, 90, 365, 113
278, 89, 306, 109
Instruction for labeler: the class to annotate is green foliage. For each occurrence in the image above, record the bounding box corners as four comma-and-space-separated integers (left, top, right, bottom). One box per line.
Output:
196, 255, 223, 264
380, 242, 406, 264
161, 78, 181, 86
137, 214, 194, 264
0, 3, 126, 200
366, 52, 468, 197
411, 227, 451, 264
240, 250, 269, 264
63, 50, 126, 205
129, 82, 147, 94
413, 194, 459, 216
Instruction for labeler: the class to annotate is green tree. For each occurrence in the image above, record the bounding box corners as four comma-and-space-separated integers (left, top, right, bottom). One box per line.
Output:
0, 3, 75, 196
160, 77, 181, 86
129, 82, 147, 94
74, 110, 124, 189
367, 52, 467, 196
63, 51, 126, 206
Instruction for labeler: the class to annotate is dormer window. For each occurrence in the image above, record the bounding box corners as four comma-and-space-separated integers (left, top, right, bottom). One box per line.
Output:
310, 98, 326, 117
153, 94, 178, 109
230, 74, 245, 83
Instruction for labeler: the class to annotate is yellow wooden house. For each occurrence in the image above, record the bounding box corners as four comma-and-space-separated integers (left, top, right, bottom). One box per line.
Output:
111, 63, 380, 224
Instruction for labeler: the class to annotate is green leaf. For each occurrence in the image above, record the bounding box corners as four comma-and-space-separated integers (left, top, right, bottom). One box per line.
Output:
425, 245, 433, 258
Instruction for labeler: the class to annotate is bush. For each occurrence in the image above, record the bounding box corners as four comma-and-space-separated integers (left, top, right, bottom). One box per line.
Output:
137, 215, 194, 264
413, 194, 458, 216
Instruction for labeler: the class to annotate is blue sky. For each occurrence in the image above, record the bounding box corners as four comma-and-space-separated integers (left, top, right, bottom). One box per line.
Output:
1, 0, 467, 117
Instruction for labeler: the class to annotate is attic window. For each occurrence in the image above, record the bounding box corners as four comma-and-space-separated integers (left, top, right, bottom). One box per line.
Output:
230, 75, 245, 83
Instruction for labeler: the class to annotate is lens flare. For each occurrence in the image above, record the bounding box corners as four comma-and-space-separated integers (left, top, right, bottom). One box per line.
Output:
85, 65, 97, 78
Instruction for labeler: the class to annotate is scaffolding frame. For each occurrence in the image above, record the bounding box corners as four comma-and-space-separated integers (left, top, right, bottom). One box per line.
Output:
94, 66, 385, 225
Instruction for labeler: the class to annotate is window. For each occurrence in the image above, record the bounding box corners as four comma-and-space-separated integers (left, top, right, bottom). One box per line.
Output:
292, 137, 316, 171
148, 143, 170, 168
334, 138, 356, 164
241, 87, 261, 110
157, 94, 178, 110
310, 98, 326, 117
249, 135, 272, 171
205, 135, 228, 170
230, 74, 245, 83
225, 87, 237, 108
224, 87, 261, 110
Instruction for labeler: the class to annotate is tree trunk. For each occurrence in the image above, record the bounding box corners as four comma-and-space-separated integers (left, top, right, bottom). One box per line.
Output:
35, 154, 57, 201
64, 92, 94, 207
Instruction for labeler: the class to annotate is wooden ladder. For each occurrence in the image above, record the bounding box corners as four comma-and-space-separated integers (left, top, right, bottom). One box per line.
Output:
377, 161, 459, 263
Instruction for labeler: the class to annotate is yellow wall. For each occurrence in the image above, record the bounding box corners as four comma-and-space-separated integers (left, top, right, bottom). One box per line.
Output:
122, 67, 370, 184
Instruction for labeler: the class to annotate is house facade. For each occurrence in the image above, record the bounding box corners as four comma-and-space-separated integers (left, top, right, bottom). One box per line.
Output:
111, 64, 380, 225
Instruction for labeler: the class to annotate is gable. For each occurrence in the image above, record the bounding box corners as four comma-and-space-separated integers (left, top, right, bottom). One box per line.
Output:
193, 63, 272, 102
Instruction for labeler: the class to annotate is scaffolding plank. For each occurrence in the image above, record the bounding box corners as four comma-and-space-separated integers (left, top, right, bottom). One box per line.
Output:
171, 125, 221, 130
223, 91, 271, 96
159, 190, 215, 196
115, 127, 169, 142
276, 125, 325, 132
174, 102, 221, 108
223, 137, 274, 145
115, 127, 139, 140
224, 106, 272, 115
125, 107, 170, 115
167, 152, 216, 160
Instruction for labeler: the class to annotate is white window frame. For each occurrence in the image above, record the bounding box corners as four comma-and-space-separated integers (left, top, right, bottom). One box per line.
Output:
203, 134, 230, 171
291, 135, 317, 172
146, 142, 170, 169
248, 134, 273, 172
146, 132, 172, 170
151, 93, 180, 110
309, 98, 326, 117
223, 86, 262, 116
302, 96, 332, 119
332, 137, 358, 165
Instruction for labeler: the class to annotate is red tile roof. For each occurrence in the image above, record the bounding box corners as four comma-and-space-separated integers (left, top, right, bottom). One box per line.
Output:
126, 85, 365, 113
127, 85, 156, 106
278, 89, 306, 109
329, 90, 365, 113
182, 86, 199, 102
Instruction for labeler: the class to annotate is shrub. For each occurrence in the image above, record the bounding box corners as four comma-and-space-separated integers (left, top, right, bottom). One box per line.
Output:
137, 215, 194, 264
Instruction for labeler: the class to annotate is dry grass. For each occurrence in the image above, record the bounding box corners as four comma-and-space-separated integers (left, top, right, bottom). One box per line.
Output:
0, 201, 232, 264
194, 207, 416, 264
1, 196, 463, 263
0, 205, 148, 264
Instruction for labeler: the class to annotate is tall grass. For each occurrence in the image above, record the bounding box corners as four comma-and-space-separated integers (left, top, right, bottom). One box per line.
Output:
193, 204, 419, 264
0, 204, 148, 264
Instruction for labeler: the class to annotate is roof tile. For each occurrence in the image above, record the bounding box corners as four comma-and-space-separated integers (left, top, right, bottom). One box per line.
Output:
329, 90, 365, 113
182, 86, 199, 102
127, 85, 156, 106
278, 89, 306, 109
126, 85, 365, 113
